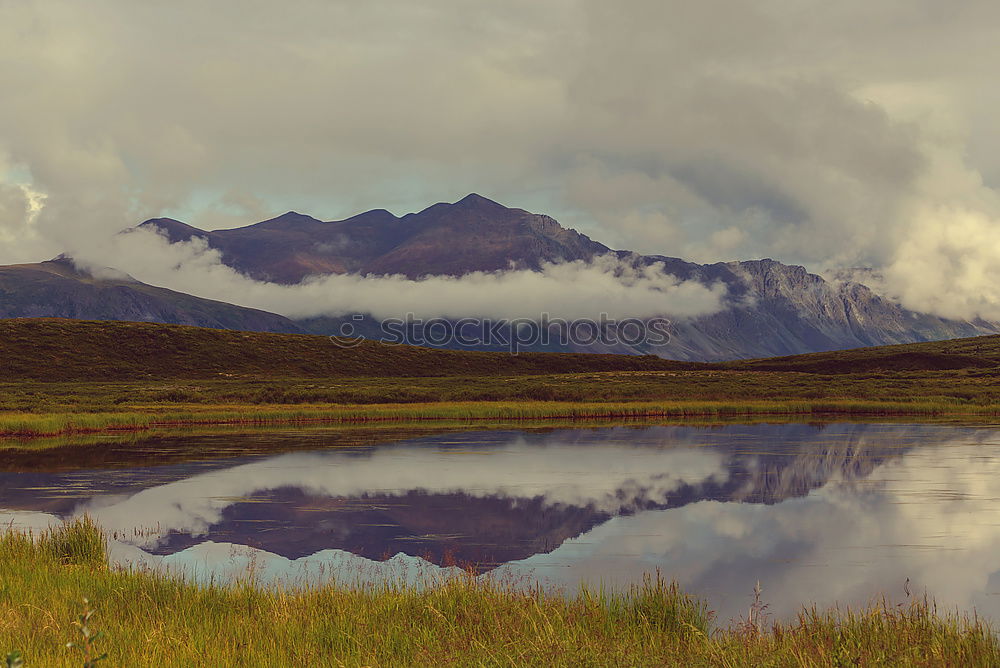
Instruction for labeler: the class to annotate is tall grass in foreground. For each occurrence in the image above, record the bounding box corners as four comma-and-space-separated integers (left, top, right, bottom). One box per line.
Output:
1, 521, 997, 666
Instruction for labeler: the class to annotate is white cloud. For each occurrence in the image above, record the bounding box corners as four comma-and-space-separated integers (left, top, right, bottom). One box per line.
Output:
71, 227, 727, 320
883, 205, 1000, 320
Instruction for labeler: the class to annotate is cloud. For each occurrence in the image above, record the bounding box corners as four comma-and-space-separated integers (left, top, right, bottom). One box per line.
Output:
106, 539, 470, 590
882, 205, 1000, 320
3, 1, 1000, 319
72, 227, 727, 320
0, 178, 46, 261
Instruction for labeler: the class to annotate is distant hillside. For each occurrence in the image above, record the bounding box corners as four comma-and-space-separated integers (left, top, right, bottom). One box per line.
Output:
0, 259, 304, 334
0, 319, 693, 381
2, 318, 999, 384
139, 195, 999, 360
723, 334, 1000, 374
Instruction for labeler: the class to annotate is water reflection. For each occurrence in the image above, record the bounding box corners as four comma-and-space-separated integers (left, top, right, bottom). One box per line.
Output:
3, 422, 1000, 621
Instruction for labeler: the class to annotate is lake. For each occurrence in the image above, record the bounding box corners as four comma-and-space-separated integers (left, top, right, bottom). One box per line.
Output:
3, 421, 1000, 623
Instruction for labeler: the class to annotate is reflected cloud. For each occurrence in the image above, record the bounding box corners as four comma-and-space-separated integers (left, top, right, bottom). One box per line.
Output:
510, 432, 1000, 621
73, 437, 729, 552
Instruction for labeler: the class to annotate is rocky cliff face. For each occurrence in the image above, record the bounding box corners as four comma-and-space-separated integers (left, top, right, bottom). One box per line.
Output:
0, 258, 304, 333
646, 259, 997, 360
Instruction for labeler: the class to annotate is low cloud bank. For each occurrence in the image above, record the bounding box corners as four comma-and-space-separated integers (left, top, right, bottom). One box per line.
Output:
72, 228, 728, 322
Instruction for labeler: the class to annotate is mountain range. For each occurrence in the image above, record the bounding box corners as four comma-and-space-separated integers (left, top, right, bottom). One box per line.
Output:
0, 193, 995, 360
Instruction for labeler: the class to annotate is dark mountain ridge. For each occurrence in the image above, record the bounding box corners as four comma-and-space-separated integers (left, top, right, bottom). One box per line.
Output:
140, 193, 609, 283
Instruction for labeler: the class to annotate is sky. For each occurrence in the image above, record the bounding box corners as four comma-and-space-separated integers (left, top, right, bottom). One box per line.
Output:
2, 1, 1000, 319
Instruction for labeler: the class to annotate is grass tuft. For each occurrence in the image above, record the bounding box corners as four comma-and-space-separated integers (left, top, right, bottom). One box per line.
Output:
38, 516, 106, 568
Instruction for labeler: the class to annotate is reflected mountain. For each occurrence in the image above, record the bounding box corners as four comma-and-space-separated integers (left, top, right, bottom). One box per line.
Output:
0, 423, 941, 571
147, 489, 602, 569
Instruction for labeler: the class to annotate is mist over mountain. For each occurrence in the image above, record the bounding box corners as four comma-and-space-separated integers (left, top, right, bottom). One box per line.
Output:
0, 258, 304, 334
135, 195, 999, 360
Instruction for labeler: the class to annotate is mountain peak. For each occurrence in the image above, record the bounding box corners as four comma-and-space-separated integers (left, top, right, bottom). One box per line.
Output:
340, 208, 399, 225
404, 193, 510, 223
138, 218, 207, 243
268, 211, 322, 223
139, 216, 187, 227
231, 211, 326, 231
453, 193, 505, 210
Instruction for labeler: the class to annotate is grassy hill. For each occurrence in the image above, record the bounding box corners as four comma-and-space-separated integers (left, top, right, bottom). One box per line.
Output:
3, 317, 1000, 381
725, 335, 1000, 373
0, 318, 695, 381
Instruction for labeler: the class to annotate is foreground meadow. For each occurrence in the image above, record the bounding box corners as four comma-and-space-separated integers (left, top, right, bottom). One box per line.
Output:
0, 520, 997, 667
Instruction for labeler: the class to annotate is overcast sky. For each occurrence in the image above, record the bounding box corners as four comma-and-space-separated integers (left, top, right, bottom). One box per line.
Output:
3, 1, 1000, 318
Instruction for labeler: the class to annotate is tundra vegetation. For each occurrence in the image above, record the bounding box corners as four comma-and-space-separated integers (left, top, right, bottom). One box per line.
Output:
2, 320, 1000, 439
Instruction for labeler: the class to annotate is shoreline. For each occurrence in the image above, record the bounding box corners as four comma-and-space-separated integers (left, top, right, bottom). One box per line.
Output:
3, 398, 1000, 440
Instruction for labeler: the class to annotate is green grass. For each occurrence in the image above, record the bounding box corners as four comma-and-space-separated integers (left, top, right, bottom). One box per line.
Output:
1, 520, 996, 666
0, 399, 992, 439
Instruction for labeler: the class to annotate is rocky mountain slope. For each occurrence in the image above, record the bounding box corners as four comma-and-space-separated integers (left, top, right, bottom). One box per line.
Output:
635, 257, 997, 360
0, 259, 304, 334
292, 274, 996, 359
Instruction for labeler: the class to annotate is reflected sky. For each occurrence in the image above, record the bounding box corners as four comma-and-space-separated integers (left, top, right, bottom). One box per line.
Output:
4, 422, 1000, 622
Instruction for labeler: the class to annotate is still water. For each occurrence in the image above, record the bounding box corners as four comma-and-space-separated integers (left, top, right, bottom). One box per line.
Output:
3, 422, 1000, 622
